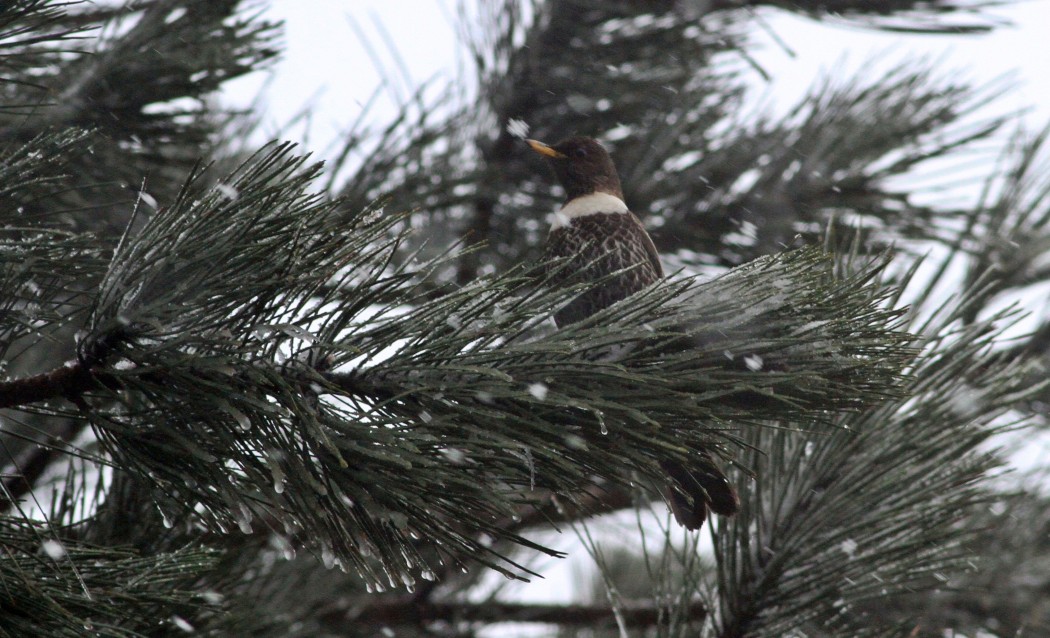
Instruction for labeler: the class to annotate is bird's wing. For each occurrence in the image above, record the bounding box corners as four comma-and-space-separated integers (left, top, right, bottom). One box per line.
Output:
627, 211, 664, 279
544, 225, 579, 284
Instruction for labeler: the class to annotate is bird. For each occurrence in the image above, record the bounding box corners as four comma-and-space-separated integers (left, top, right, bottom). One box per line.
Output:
526, 135, 739, 530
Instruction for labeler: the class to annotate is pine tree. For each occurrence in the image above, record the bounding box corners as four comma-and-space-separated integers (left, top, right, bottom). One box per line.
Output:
1, 1, 1047, 636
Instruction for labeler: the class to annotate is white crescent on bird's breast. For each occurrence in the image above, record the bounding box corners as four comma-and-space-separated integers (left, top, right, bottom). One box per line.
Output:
550, 192, 629, 230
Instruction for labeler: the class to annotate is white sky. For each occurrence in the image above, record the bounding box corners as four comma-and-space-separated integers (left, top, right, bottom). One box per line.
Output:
221, 2, 1050, 631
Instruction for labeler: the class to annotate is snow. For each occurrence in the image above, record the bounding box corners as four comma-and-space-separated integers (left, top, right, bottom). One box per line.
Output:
527, 382, 548, 400
200, 590, 224, 604
171, 615, 195, 633
506, 118, 530, 139
113, 359, 137, 370
564, 434, 587, 449
136, 190, 158, 210
840, 538, 858, 558
441, 447, 468, 464
41, 539, 66, 560
215, 183, 239, 201
744, 354, 764, 371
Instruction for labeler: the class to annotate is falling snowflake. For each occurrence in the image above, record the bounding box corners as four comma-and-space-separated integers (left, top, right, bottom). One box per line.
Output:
564, 434, 587, 449
41, 540, 66, 560
506, 118, 530, 139
441, 447, 467, 464
527, 382, 548, 400
172, 616, 195, 633
137, 191, 158, 210
216, 183, 239, 201
361, 206, 385, 224
743, 354, 763, 371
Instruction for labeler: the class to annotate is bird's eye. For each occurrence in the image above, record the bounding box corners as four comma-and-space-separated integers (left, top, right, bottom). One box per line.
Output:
573, 147, 588, 158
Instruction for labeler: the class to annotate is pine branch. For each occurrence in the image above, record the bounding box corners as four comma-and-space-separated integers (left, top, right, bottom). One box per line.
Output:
0, 362, 94, 409
883, 489, 1050, 636
0, 129, 98, 290
500, 482, 638, 533
0, 141, 913, 592
646, 62, 1009, 266
0, 0, 281, 248
957, 126, 1050, 314
2, 0, 278, 142
0, 418, 85, 513
710, 259, 1045, 637
0, 524, 223, 638
0, 0, 91, 62
320, 597, 708, 629
733, 0, 1012, 33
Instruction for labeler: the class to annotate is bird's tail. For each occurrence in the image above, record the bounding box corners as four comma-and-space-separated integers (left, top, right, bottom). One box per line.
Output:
660, 453, 739, 530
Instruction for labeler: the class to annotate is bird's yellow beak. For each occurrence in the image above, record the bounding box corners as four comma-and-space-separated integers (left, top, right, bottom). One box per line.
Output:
526, 139, 566, 159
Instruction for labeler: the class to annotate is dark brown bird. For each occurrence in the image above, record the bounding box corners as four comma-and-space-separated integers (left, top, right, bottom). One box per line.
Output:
526, 135, 739, 530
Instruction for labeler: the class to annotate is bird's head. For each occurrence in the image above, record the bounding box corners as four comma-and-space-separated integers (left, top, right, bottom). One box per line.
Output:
526, 136, 624, 202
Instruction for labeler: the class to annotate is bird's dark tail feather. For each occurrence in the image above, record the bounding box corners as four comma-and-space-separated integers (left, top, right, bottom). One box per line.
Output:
660, 453, 739, 530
